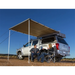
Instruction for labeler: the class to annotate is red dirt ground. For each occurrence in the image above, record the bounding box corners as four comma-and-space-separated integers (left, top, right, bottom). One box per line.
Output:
0, 57, 75, 66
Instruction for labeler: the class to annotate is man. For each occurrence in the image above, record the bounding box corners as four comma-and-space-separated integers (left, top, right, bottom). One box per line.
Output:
30, 44, 40, 62
38, 47, 49, 63
38, 44, 53, 63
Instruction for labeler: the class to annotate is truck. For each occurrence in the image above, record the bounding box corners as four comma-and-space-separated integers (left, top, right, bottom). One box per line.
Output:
16, 32, 70, 62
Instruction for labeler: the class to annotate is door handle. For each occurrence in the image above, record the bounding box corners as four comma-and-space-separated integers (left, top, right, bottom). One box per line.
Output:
29, 47, 31, 48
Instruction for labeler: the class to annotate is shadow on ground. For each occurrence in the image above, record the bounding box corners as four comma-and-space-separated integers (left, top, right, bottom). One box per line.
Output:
60, 61, 75, 63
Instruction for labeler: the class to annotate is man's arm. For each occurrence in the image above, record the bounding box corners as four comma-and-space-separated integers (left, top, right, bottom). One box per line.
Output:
37, 48, 39, 53
30, 48, 34, 53
30, 48, 33, 52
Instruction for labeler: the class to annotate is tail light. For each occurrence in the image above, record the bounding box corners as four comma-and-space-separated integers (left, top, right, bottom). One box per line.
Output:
56, 43, 59, 50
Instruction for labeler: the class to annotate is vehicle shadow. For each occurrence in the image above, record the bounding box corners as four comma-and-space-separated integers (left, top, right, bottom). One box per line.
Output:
60, 61, 75, 63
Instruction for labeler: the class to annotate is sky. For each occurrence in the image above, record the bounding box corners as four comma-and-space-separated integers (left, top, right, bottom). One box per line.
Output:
0, 9, 75, 58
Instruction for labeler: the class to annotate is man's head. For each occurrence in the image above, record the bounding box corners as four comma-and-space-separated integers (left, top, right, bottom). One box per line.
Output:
49, 44, 52, 49
34, 44, 37, 48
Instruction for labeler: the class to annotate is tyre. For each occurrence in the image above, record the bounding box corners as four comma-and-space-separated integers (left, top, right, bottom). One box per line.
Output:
55, 57, 62, 62
49, 57, 62, 62
17, 52, 24, 60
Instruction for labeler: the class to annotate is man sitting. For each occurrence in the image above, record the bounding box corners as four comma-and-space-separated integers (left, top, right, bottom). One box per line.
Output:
30, 44, 40, 62
38, 47, 49, 63
38, 44, 54, 63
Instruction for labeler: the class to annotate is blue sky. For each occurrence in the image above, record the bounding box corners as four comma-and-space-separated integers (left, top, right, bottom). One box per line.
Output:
0, 9, 75, 58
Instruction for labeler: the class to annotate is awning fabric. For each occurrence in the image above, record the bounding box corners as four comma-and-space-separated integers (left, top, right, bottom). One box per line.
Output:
9, 18, 59, 37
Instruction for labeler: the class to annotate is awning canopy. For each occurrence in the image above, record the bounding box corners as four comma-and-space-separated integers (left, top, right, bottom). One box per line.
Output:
9, 18, 59, 37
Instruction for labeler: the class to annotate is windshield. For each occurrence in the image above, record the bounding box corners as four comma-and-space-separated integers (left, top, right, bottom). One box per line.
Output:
57, 37, 68, 45
23, 42, 31, 47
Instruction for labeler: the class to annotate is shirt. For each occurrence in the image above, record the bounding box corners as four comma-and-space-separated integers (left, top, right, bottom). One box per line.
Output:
30, 48, 39, 53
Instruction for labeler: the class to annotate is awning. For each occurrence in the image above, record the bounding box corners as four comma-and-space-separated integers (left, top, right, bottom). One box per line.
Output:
9, 18, 59, 37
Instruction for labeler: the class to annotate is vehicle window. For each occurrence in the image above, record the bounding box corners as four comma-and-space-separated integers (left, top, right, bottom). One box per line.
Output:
57, 37, 68, 45
42, 37, 55, 44
32, 40, 38, 45
25, 42, 31, 47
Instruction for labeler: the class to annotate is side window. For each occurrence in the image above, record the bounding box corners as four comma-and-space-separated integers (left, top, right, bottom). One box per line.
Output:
42, 37, 55, 44
57, 37, 68, 45
32, 40, 38, 45
25, 42, 31, 47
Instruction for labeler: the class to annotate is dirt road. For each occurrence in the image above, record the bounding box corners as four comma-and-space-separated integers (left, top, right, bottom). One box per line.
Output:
0, 58, 75, 66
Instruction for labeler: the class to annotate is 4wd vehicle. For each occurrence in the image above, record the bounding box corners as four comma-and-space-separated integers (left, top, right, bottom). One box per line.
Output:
17, 33, 70, 62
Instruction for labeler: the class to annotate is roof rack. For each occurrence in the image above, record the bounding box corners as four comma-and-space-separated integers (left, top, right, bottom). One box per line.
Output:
38, 32, 66, 39
57, 33, 66, 38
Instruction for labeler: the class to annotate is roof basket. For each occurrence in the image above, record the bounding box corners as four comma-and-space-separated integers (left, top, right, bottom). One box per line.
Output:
38, 32, 66, 39
57, 33, 66, 38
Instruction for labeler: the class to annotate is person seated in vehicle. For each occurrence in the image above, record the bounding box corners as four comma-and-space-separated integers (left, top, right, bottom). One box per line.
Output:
30, 44, 40, 62
38, 44, 54, 63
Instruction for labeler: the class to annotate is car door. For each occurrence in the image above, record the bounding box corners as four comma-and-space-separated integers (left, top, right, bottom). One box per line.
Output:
23, 42, 32, 56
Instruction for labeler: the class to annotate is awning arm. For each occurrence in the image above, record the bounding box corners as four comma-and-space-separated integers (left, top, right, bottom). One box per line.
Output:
28, 19, 30, 63
8, 30, 10, 61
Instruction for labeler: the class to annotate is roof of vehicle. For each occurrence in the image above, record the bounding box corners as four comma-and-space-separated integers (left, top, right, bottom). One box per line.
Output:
9, 18, 59, 37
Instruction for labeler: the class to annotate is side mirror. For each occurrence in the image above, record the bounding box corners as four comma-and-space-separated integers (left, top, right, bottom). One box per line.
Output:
23, 45, 26, 47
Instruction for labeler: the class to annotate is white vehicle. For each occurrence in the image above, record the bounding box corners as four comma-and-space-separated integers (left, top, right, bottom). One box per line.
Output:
17, 33, 70, 62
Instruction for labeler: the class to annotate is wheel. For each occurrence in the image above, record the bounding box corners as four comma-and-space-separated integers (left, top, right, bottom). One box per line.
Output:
53, 57, 62, 62
55, 57, 62, 62
17, 52, 24, 60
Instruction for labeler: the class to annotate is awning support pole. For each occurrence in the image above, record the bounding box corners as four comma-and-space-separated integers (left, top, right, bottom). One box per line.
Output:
28, 19, 30, 63
8, 30, 10, 61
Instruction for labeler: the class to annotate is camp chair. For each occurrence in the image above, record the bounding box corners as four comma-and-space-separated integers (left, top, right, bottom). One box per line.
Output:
45, 51, 55, 63
31, 52, 40, 61
45, 46, 56, 63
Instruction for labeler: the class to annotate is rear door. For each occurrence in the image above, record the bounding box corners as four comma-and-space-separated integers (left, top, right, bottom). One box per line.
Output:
57, 37, 70, 52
